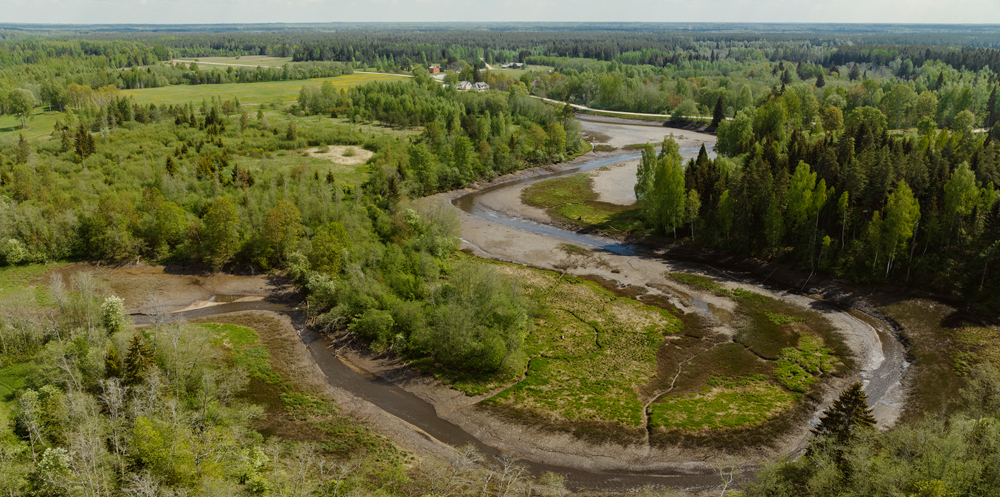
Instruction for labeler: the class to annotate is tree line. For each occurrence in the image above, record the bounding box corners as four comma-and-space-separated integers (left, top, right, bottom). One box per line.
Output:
637, 90, 1000, 308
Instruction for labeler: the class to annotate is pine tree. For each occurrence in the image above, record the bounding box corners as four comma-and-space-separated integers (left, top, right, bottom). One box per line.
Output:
712, 97, 725, 127
124, 333, 153, 386
812, 382, 876, 444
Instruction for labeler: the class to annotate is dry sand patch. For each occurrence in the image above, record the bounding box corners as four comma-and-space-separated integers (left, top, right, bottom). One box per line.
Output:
306, 146, 374, 166
589, 160, 640, 206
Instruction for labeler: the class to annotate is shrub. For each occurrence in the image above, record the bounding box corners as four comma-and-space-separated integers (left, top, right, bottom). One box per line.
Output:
350, 309, 395, 351
101, 296, 128, 336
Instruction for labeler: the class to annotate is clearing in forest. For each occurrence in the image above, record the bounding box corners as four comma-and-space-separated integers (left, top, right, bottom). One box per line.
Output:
122, 73, 408, 107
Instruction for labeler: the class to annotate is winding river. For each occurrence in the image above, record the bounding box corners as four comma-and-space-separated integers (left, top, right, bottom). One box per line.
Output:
135, 121, 909, 492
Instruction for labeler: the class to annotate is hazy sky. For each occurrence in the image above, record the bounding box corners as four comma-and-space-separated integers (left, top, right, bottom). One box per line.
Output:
6, 0, 1000, 24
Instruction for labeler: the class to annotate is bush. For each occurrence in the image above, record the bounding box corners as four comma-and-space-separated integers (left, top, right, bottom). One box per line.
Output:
413, 262, 531, 374
0, 238, 32, 265
350, 309, 395, 351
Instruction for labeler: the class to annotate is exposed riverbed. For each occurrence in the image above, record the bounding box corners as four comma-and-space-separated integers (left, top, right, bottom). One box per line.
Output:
121, 117, 909, 493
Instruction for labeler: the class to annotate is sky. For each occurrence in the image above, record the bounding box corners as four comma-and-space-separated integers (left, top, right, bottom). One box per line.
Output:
5, 0, 1000, 25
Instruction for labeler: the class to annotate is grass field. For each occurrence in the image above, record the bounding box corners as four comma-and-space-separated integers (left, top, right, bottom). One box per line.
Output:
123, 73, 408, 107
0, 262, 68, 299
171, 56, 294, 68
0, 362, 34, 420
879, 298, 1000, 422
2, 73, 412, 142
491, 65, 555, 79
461, 259, 833, 439
0, 109, 63, 141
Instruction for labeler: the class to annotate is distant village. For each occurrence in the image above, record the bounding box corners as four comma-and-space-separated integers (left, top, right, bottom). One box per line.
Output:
427, 62, 525, 92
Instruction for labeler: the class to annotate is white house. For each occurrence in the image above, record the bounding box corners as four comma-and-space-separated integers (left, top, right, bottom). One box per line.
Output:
473, 82, 490, 92
456, 81, 473, 91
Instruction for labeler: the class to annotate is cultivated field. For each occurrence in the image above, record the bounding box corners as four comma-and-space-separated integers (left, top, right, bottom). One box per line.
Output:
171, 56, 295, 68
123, 73, 409, 107
0, 73, 410, 141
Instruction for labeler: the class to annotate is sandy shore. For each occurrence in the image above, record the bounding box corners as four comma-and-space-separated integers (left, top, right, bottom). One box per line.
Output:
590, 159, 641, 205
580, 118, 715, 150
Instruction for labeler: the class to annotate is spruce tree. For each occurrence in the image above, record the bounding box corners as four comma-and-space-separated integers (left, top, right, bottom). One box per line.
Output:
105, 346, 122, 379
986, 86, 998, 130
812, 382, 876, 444
849, 64, 861, 81
712, 97, 725, 127
935, 71, 945, 90
124, 333, 153, 386
816, 72, 826, 88
165, 156, 177, 176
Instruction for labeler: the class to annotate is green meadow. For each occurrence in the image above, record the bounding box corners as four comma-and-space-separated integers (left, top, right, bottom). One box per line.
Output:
123, 73, 409, 107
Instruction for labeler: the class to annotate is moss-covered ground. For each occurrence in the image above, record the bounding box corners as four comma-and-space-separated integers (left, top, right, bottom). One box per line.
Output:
879, 298, 1000, 422
439, 257, 846, 442
476, 263, 677, 428
638, 273, 849, 437
521, 174, 642, 232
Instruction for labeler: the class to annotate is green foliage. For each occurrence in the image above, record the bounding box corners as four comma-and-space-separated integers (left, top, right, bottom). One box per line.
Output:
201, 197, 241, 269
637, 136, 686, 235
649, 379, 796, 430
765, 311, 803, 326
414, 262, 531, 373
351, 309, 397, 351
104, 346, 122, 379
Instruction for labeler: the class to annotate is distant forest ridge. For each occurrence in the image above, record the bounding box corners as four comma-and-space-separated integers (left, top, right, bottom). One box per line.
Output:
1, 22, 1000, 40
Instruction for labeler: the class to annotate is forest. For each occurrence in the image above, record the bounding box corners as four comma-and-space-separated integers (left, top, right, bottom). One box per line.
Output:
1, 23, 1000, 496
